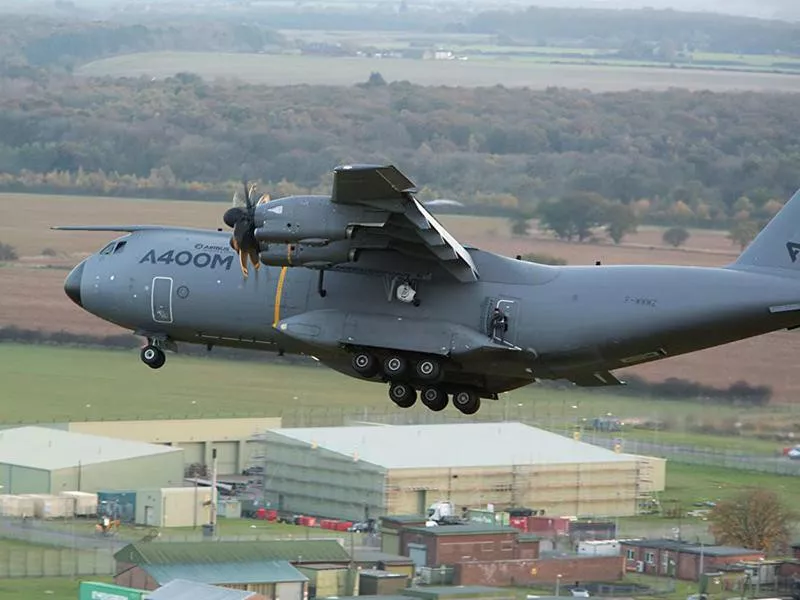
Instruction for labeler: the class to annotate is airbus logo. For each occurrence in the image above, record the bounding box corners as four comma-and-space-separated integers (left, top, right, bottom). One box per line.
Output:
787, 242, 800, 263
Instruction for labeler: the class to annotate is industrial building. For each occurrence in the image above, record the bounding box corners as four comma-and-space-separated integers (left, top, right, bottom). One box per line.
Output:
0, 426, 184, 494
259, 422, 666, 521
65, 417, 281, 474
115, 540, 352, 593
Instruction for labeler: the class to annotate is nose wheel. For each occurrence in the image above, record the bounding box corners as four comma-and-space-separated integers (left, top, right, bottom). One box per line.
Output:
141, 344, 166, 369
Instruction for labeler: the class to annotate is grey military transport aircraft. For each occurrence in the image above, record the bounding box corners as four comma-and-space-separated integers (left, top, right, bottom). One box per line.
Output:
56, 164, 800, 415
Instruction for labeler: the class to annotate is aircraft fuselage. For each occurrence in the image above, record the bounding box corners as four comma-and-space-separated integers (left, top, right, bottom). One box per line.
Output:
65, 227, 800, 399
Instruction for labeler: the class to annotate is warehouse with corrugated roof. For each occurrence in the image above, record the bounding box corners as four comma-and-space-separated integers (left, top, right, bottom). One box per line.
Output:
259, 422, 665, 520
0, 426, 184, 494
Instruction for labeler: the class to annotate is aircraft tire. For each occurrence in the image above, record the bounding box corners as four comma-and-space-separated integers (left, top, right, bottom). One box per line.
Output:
383, 355, 409, 379
452, 389, 480, 415
351, 352, 379, 377
141, 345, 166, 369
415, 358, 442, 381
420, 386, 448, 412
388, 382, 416, 408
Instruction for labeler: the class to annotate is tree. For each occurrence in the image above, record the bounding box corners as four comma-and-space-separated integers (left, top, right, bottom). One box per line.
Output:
662, 226, 689, 248
0, 242, 17, 261
510, 215, 530, 236
538, 192, 608, 242
709, 489, 793, 555
604, 202, 638, 244
728, 220, 760, 251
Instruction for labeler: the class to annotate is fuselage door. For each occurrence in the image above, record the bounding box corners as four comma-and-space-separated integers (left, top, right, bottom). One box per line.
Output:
486, 297, 521, 345
151, 276, 174, 324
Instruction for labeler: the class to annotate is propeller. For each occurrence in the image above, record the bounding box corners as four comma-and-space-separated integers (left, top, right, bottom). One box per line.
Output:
223, 179, 262, 278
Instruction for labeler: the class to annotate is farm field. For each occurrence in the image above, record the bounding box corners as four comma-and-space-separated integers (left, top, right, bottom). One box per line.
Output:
1, 191, 799, 404
75, 52, 800, 93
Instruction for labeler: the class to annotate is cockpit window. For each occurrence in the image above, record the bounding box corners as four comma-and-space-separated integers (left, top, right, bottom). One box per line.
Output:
99, 243, 115, 255
113, 241, 127, 254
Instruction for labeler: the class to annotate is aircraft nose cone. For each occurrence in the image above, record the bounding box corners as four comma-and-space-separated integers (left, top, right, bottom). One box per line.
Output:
64, 261, 85, 307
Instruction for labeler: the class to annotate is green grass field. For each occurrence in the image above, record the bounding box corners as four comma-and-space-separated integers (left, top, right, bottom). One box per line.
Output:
0, 342, 782, 426
0, 577, 112, 600
75, 52, 800, 93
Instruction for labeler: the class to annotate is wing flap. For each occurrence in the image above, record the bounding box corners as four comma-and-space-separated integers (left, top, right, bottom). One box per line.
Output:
331, 164, 416, 205
566, 371, 625, 387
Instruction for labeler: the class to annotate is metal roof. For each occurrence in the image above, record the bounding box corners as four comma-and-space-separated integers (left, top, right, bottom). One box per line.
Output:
269, 422, 635, 468
115, 540, 351, 565
352, 549, 414, 564
145, 578, 260, 599
0, 426, 180, 470
403, 524, 519, 536
622, 539, 763, 557
142, 560, 308, 585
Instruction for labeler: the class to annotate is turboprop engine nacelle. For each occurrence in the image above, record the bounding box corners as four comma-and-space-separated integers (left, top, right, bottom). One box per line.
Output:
254, 194, 384, 245
259, 241, 359, 268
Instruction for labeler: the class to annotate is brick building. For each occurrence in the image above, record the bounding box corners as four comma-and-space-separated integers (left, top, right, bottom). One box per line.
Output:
399, 524, 540, 568
621, 539, 764, 581
455, 555, 624, 586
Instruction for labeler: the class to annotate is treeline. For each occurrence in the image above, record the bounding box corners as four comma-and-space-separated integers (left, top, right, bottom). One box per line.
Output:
0, 73, 799, 228
0, 15, 285, 73
463, 7, 800, 55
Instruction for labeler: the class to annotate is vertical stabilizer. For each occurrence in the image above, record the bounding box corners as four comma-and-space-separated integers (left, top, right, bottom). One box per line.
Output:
732, 188, 800, 275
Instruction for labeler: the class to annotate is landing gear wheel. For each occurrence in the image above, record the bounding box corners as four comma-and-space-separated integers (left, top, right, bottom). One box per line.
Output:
420, 386, 448, 412
452, 389, 480, 415
415, 358, 442, 381
351, 352, 378, 378
141, 345, 166, 369
383, 355, 408, 379
388, 382, 416, 408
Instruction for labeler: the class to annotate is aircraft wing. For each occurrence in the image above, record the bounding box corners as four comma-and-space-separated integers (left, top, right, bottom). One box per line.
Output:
330, 164, 479, 282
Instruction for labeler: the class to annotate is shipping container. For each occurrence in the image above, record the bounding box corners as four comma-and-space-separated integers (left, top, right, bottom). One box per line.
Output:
19, 494, 72, 519
577, 540, 621, 556
135, 487, 212, 528
0, 495, 35, 518
97, 491, 137, 523
218, 498, 241, 519
59, 491, 98, 516
466, 509, 510, 527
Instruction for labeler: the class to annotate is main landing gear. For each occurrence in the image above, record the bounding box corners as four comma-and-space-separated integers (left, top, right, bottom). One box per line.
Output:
140, 341, 166, 369
351, 349, 481, 415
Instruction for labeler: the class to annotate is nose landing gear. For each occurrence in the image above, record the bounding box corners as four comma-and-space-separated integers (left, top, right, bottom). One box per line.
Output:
140, 340, 166, 369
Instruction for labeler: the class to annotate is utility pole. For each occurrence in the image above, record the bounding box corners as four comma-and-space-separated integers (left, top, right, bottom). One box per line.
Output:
209, 449, 218, 533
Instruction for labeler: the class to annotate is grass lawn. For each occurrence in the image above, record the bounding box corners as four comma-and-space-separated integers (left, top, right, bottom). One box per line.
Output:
0, 343, 779, 427
0, 577, 112, 600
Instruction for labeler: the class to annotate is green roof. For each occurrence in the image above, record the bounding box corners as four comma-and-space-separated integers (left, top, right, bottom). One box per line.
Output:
381, 514, 427, 523
142, 560, 308, 585
403, 524, 519, 536
115, 540, 350, 565
353, 549, 414, 565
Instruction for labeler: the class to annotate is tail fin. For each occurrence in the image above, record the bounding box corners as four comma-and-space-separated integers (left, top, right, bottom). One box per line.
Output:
732, 188, 800, 274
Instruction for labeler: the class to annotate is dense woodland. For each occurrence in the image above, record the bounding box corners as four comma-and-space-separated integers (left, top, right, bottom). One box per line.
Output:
1, 10, 800, 234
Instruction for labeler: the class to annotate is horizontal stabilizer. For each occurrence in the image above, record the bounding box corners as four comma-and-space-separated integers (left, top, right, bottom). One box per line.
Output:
566, 371, 625, 387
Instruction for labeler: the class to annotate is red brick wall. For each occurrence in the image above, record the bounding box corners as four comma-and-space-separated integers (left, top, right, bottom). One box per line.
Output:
621, 544, 765, 581
455, 556, 624, 586
434, 533, 519, 565
515, 539, 540, 560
